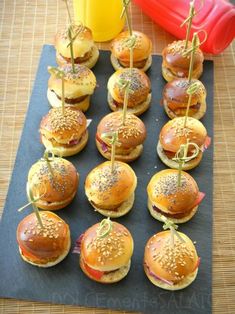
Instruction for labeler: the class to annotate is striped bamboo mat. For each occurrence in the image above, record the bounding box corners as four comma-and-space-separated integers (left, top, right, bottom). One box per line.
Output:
0, 1, 234, 313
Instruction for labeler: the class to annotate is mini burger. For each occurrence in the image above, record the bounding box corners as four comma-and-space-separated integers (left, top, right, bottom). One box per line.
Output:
40, 107, 88, 157
147, 169, 205, 223
162, 40, 204, 82
85, 161, 137, 218
55, 24, 99, 69
17, 211, 71, 267
47, 64, 96, 112
157, 117, 211, 170
27, 156, 79, 211
162, 78, 207, 120
76, 219, 134, 283
110, 30, 152, 72
96, 112, 147, 162
107, 68, 151, 116
144, 230, 200, 290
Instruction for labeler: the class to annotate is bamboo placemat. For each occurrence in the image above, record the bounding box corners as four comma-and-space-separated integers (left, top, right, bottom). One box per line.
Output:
0, 1, 234, 314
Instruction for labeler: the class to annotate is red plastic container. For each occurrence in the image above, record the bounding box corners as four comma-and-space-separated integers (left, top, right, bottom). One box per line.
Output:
134, 0, 235, 54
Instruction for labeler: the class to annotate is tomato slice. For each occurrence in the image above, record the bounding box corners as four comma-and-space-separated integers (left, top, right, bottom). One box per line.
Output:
203, 136, 211, 151
194, 192, 205, 207
84, 262, 104, 280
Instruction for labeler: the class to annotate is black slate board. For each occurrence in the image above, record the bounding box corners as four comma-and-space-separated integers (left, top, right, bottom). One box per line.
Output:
0, 45, 213, 314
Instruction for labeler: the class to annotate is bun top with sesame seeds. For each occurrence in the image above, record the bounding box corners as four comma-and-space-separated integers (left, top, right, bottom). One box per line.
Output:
17, 211, 70, 260
48, 64, 96, 99
111, 30, 152, 63
147, 169, 199, 214
159, 117, 207, 152
107, 68, 151, 107
55, 25, 94, 59
80, 220, 134, 272
144, 230, 199, 284
28, 157, 79, 205
85, 161, 137, 209
162, 40, 204, 72
40, 107, 87, 144
96, 112, 146, 149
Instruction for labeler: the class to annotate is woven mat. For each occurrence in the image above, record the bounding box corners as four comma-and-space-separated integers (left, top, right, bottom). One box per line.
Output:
0, 1, 234, 313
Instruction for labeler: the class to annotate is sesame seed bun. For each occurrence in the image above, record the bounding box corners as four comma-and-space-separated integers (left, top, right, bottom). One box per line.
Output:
162, 78, 207, 120
144, 230, 199, 290
162, 40, 204, 82
40, 107, 88, 157
157, 117, 207, 170
110, 30, 152, 72
147, 169, 201, 223
96, 112, 146, 163
85, 161, 137, 217
80, 221, 134, 282
17, 211, 71, 267
107, 68, 151, 116
47, 64, 96, 112
55, 25, 99, 69
27, 157, 79, 211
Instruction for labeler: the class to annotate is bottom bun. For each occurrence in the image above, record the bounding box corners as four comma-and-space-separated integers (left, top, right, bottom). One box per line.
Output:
89, 193, 135, 218
47, 89, 90, 112
147, 197, 198, 224
144, 263, 198, 290
42, 131, 88, 157
19, 236, 71, 268
108, 91, 151, 116
56, 45, 99, 69
96, 139, 143, 163
110, 53, 152, 72
163, 99, 206, 120
157, 141, 202, 170
162, 64, 203, 82
80, 258, 131, 283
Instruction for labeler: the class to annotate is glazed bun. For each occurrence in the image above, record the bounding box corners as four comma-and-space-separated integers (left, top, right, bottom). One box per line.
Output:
96, 112, 147, 162
147, 169, 204, 223
163, 78, 207, 120
162, 40, 204, 82
157, 117, 208, 170
85, 161, 137, 218
40, 107, 88, 157
107, 68, 151, 116
80, 220, 134, 283
144, 230, 199, 290
47, 64, 96, 112
17, 211, 71, 267
111, 30, 152, 72
55, 24, 99, 69
27, 157, 79, 210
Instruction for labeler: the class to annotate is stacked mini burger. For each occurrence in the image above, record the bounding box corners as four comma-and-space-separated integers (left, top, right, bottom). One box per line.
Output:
47, 64, 96, 112
76, 219, 134, 283
55, 24, 99, 69
40, 107, 88, 157
144, 229, 200, 290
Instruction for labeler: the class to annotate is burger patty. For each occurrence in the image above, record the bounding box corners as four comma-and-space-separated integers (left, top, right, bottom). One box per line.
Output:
96, 134, 135, 155
60, 49, 92, 63
51, 90, 88, 104
110, 95, 147, 108
42, 130, 87, 148
152, 205, 193, 219
162, 148, 198, 160
119, 58, 148, 69
90, 200, 122, 211
167, 102, 201, 115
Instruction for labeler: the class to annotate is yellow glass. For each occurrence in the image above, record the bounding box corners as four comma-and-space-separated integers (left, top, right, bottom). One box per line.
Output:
73, 0, 125, 42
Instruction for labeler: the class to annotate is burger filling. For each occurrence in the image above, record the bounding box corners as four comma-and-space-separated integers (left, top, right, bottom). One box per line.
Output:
42, 130, 87, 148
110, 94, 148, 109
152, 192, 205, 219
96, 134, 137, 156
20, 246, 62, 265
51, 90, 88, 104
166, 102, 201, 116
59, 49, 92, 64
145, 259, 200, 285
118, 58, 148, 69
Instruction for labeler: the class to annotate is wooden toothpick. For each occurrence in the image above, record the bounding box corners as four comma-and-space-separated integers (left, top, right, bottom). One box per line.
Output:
48, 66, 66, 115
